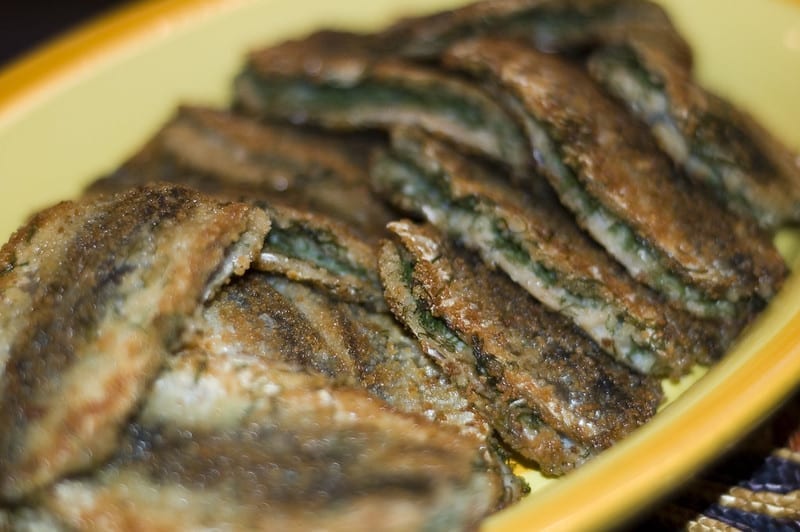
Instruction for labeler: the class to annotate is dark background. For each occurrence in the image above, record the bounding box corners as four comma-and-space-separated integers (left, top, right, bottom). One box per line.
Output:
0, 1, 128, 68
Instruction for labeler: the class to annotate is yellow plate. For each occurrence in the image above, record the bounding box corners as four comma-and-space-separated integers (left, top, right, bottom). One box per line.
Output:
1, 0, 799, 529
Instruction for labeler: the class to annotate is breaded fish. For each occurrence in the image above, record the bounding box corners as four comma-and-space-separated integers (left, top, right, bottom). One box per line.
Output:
588, 44, 800, 229
372, 126, 724, 376
379, 220, 663, 475
145, 269, 523, 503
377, 0, 692, 67
234, 30, 530, 176
120, 273, 515, 528
257, 204, 386, 310
0, 184, 270, 500
87, 105, 394, 242
262, 277, 525, 504
444, 38, 787, 318
24, 362, 506, 532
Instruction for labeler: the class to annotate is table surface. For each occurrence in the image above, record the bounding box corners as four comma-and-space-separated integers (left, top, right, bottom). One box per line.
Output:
1, 2, 799, 530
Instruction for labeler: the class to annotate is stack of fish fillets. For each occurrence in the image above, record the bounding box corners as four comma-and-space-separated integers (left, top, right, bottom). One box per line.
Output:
1, 0, 797, 529
234, 0, 795, 357
0, 184, 522, 530
231, 0, 793, 490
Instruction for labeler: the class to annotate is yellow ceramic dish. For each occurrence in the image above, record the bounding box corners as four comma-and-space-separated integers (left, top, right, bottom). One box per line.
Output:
1, 0, 799, 530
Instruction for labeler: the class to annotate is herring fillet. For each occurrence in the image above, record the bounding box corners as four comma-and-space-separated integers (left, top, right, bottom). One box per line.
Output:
102, 273, 510, 530
377, 0, 692, 67
371, 126, 724, 376
443, 37, 787, 317
0, 184, 270, 501
588, 44, 800, 230
30, 371, 505, 532
233, 30, 531, 176
241, 272, 524, 504
87, 105, 394, 243
147, 269, 523, 504
256, 204, 386, 310
379, 220, 663, 475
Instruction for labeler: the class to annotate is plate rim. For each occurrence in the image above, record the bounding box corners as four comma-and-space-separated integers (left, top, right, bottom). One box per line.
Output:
0, 0, 250, 128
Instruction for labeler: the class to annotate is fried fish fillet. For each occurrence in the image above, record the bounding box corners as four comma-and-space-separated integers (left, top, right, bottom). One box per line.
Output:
377, 0, 692, 67
372, 126, 726, 376
23, 361, 506, 532
87, 105, 394, 242
444, 38, 787, 318
588, 44, 800, 229
256, 204, 386, 310
251, 274, 524, 504
266, 276, 513, 448
143, 269, 523, 503
234, 30, 531, 176
0, 184, 270, 501
379, 220, 663, 475
120, 274, 513, 529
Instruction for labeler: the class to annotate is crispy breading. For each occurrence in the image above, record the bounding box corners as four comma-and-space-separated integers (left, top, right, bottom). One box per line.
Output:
234, 30, 530, 176
444, 37, 786, 316
379, 221, 663, 475
372, 126, 729, 376
0, 184, 270, 500
589, 44, 800, 229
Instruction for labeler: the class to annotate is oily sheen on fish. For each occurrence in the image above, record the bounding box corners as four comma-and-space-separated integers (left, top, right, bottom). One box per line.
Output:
443, 37, 786, 318
234, 30, 531, 176
371, 126, 728, 376
379, 221, 662, 475
0, 184, 270, 500
87, 105, 394, 242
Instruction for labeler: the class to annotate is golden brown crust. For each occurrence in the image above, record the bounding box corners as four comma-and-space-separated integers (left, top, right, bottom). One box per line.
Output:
0, 184, 270, 500
380, 126, 728, 376
37, 373, 503, 531
87, 106, 394, 243
121, 272, 509, 528
378, 0, 692, 66
608, 44, 800, 228
444, 37, 786, 302
237, 31, 531, 174
380, 221, 662, 474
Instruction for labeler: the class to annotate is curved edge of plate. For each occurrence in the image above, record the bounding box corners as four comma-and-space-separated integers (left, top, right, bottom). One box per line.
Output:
0, 0, 249, 127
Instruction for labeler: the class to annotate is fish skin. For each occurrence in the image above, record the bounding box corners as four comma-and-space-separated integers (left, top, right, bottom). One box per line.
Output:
379, 220, 663, 475
143, 268, 523, 505
371, 126, 728, 377
216, 270, 525, 504
48, 271, 509, 531
377, 0, 692, 67
443, 37, 787, 312
588, 43, 800, 230
29, 374, 505, 532
0, 184, 270, 501
234, 30, 531, 176
87, 105, 394, 243
256, 204, 387, 311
